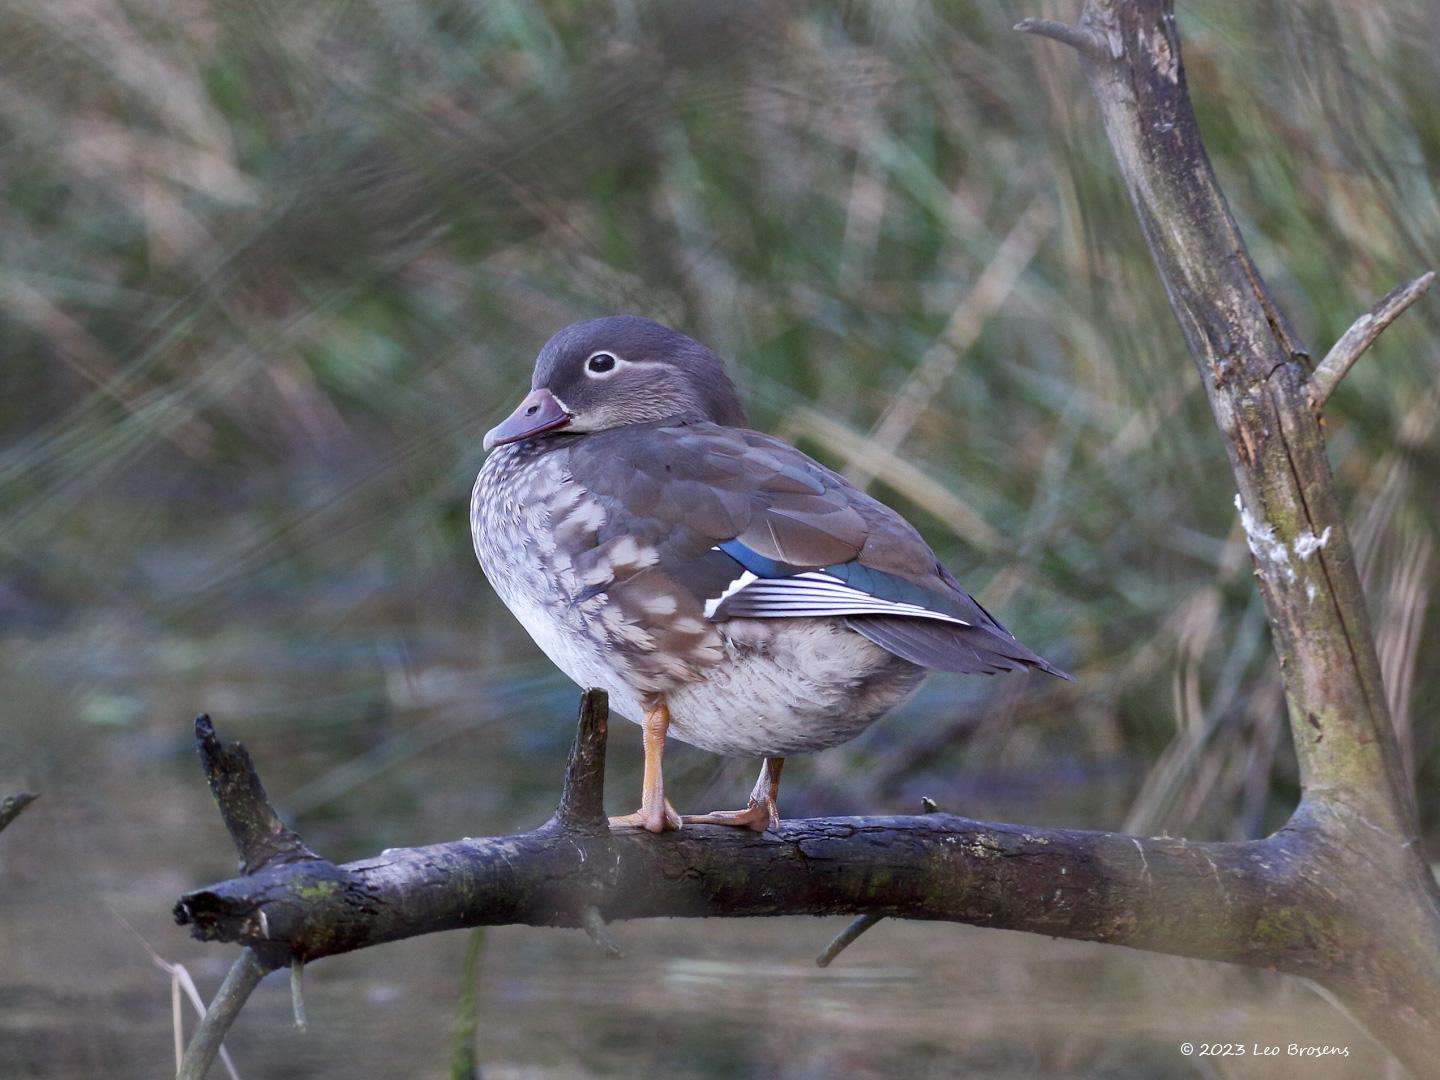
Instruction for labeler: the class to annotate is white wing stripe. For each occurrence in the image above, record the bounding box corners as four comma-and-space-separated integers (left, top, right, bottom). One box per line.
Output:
709, 571, 970, 626
702, 569, 758, 619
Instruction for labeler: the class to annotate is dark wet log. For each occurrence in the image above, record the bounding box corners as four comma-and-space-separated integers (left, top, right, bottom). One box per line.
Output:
176, 776, 1328, 972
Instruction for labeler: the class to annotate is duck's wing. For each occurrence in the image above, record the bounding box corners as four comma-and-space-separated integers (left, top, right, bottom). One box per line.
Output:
569, 421, 1069, 680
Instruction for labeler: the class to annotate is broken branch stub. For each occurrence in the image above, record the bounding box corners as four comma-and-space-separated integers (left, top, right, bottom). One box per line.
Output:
0, 792, 37, 837
194, 714, 320, 876
551, 689, 610, 834
1310, 271, 1435, 411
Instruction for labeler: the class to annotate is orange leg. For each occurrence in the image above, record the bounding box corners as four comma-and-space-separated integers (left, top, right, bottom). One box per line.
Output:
608, 699, 682, 834
683, 756, 784, 832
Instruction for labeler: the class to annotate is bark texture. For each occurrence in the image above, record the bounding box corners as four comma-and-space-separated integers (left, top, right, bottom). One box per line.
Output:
175, 3, 1439, 1075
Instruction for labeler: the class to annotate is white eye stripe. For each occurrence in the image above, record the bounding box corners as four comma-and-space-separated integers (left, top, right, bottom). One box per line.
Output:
585, 350, 624, 377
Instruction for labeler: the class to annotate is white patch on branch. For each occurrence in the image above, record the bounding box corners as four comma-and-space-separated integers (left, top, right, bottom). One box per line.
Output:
1235, 494, 1295, 583
1294, 527, 1332, 561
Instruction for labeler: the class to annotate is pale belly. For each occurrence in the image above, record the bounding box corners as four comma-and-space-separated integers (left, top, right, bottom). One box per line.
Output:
472, 444, 925, 758
663, 618, 926, 756
503, 590, 925, 756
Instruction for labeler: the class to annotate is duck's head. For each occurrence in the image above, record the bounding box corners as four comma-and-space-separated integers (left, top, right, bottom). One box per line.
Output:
483, 316, 747, 450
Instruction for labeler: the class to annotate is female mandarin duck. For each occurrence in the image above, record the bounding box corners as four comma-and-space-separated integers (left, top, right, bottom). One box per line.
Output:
473, 316, 1067, 833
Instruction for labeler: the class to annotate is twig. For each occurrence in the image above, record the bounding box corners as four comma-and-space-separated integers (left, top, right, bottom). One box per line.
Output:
450, 928, 486, 1080
177, 948, 273, 1080
172, 960, 184, 1073
1014, 17, 1105, 59
194, 714, 319, 875
1309, 271, 1435, 410
814, 913, 881, 969
815, 797, 940, 968
552, 690, 610, 834
581, 905, 624, 959
0, 791, 37, 835
290, 960, 308, 1034
107, 909, 243, 1080
165, 961, 244, 1080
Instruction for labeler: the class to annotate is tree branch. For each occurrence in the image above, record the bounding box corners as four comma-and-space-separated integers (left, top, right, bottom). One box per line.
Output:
0, 791, 37, 836
194, 714, 320, 875
1014, 17, 1105, 60
1309, 271, 1435, 410
1020, 0, 1440, 1068
176, 948, 273, 1080
166, 704, 1376, 1001
176, 730, 1319, 971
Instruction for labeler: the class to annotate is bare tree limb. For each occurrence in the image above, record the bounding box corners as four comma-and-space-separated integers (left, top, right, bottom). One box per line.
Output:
172, 706, 1407, 1054
176, 947, 273, 1080
1014, 17, 1105, 59
195, 714, 320, 875
174, 709, 1323, 970
816, 796, 940, 967
1018, 0, 1440, 1068
0, 791, 37, 836
1309, 272, 1435, 410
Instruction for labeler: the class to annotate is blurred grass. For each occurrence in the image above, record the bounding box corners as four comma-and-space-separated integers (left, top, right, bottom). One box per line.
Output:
0, 1, 1435, 1077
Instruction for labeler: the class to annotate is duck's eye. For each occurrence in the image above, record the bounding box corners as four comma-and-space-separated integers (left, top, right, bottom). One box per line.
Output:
586, 352, 618, 375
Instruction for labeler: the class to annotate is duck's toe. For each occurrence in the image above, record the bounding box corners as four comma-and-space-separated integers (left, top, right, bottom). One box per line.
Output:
609, 798, 682, 833
682, 797, 777, 832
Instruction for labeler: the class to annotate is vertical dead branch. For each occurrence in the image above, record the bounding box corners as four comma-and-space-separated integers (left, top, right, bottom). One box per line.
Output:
1021, 2, 1422, 834
1019, 1, 1440, 1070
